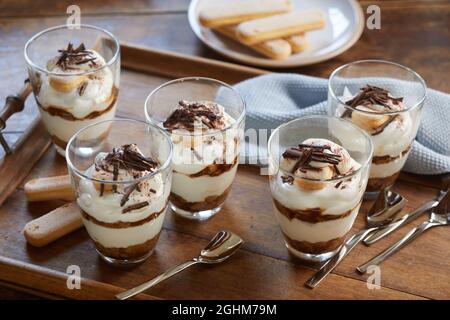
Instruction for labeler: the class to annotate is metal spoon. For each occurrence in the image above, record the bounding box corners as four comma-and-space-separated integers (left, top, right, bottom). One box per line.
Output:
116, 230, 244, 300
364, 189, 446, 245
305, 189, 406, 288
357, 189, 450, 273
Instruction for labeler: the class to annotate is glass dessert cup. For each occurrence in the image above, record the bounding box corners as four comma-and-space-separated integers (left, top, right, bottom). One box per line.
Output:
145, 77, 245, 221
268, 116, 373, 262
328, 60, 426, 198
25, 24, 120, 157
66, 119, 172, 266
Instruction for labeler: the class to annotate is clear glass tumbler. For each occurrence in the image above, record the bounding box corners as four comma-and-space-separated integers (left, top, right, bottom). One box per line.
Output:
25, 24, 120, 157
268, 116, 373, 262
145, 77, 245, 220
328, 60, 426, 197
66, 119, 172, 266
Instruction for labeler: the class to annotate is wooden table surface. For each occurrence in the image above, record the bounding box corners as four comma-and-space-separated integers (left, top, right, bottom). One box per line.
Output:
0, 0, 449, 300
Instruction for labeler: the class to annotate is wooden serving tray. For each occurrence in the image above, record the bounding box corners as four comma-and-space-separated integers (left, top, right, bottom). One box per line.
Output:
0, 43, 449, 300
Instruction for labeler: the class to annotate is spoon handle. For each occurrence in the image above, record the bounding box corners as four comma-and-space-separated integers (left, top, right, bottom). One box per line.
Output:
364, 199, 438, 245
305, 227, 375, 289
116, 259, 199, 300
357, 221, 439, 274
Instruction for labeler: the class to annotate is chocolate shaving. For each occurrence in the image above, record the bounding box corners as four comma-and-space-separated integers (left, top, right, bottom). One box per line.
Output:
191, 147, 203, 161
55, 42, 98, 71
99, 183, 104, 197
345, 85, 403, 110
281, 175, 294, 185
334, 164, 341, 176
112, 162, 119, 192
292, 148, 313, 172
283, 144, 342, 173
282, 148, 303, 159
150, 189, 156, 193
120, 183, 138, 207
95, 144, 158, 195
334, 181, 343, 189
122, 201, 149, 214
298, 144, 331, 150
163, 100, 226, 131
340, 109, 353, 118
371, 115, 399, 135
78, 82, 88, 96
99, 144, 158, 174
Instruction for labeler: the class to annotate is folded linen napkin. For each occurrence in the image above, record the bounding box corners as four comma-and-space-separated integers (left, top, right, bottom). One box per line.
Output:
234, 73, 450, 175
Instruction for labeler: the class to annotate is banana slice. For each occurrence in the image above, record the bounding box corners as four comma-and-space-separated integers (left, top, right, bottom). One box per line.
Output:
351, 106, 390, 132
294, 166, 334, 191
92, 169, 114, 192
49, 75, 87, 93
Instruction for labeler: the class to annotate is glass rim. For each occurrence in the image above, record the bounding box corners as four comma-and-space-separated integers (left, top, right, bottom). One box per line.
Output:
328, 59, 427, 116
268, 115, 374, 183
144, 76, 246, 137
66, 118, 173, 184
24, 24, 120, 77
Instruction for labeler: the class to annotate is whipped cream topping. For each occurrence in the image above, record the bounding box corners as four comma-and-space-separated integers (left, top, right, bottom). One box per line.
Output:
344, 85, 407, 136
163, 100, 233, 132
340, 85, 415, 177
272, 139, 364, 215
47, 43, 105, 74
77, 144, 168, 223
37, 42, 116, 119
163, 100, 238, 173
280, 138, 361, 181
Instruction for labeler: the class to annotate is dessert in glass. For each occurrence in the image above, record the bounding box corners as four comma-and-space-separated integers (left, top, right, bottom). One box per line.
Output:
66, 119, 172, 266
268, 116, 373, 262
328, 60, 426, 196
24, 24, 120, 156
145, 77, 245, 220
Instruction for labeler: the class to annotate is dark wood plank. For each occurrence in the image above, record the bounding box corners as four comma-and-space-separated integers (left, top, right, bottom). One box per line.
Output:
0, 190, 421, 299
121, 42, 266, 83
0, 0, 189, 17
0, 120, 51, 206
1, 2, 449, 92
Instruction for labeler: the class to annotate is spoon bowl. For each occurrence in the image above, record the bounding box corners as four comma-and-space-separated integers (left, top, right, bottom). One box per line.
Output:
116, 230, 243, 300
199, 230, 243, 263
366, 190, 406, 226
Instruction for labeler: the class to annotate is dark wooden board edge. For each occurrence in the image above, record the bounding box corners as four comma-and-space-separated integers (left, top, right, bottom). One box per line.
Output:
0, 119, 51, 207
120, 42, 268, 84
0, 256, 159, 300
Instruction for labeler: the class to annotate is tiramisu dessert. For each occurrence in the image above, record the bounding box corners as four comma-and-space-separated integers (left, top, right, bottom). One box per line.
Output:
29, 42, 119, 155
162, 100, 240, 219
270, 139, 365, 260
75, 144, 170, 264
339, 85, 416, 192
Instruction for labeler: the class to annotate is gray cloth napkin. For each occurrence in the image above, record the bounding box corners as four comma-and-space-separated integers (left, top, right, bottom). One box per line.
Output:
234, 73, 450, 175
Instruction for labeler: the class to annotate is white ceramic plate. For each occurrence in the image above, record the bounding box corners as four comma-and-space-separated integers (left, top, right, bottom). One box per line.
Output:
188, 0, 365, 68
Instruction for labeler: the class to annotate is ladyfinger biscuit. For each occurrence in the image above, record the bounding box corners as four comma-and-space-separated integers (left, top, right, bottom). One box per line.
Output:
199, 0, 292, 28
285, 33, 308, 53
216, 26, 292, 60
23, 202, 83, 247
25, 175, 75, 202
236, 9, 326, 45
